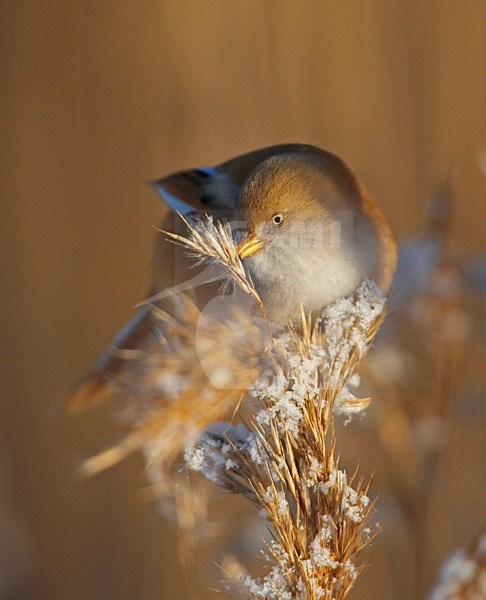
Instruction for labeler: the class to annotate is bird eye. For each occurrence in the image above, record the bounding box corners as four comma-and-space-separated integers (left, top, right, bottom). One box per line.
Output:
272, 213, 283, 225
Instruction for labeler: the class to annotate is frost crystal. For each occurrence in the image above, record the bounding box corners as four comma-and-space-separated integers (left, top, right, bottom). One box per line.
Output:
428, 533, 486, 600
309, 520, 337, 568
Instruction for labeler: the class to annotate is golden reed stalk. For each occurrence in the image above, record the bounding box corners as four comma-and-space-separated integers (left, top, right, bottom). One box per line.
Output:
79, 216, 388, 599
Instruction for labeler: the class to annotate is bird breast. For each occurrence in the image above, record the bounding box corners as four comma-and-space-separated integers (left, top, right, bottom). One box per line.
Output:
246, 234, 368, 324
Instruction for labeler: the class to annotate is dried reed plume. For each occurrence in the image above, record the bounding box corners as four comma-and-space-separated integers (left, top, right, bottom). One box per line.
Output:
167, 217, 386, 598
428, 532, 486, 600
362, 186, 474, 596
81, 294, 267, 476
79, 214, 388, 598
161, 215, 269, 321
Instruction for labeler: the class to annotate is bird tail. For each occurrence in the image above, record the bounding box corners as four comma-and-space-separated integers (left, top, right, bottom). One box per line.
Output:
66, 305, 154, 414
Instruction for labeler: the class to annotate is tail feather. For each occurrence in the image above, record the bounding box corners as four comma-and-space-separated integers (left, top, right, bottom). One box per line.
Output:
66, 305, 154, 414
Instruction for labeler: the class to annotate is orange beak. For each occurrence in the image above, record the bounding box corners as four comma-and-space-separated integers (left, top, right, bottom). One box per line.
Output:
237, 234, 266, 259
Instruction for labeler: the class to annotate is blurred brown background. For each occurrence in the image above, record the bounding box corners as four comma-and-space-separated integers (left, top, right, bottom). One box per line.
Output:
1, 1, 485, 599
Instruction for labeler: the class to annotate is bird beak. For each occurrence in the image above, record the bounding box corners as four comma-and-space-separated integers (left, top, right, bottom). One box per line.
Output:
237, 234, 266, 259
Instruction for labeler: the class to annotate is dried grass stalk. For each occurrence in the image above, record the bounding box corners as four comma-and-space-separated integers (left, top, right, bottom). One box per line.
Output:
161, 215, 269, 322
80, 215, 388, 599
81, 294, 267, 476
428, 532, 486, 600
174, 217, 387, 598
186, 282, 384, 599
362, 188, 473, 595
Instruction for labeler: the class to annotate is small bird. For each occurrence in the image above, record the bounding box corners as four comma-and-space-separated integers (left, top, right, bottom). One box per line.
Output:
68, 144, 397, 411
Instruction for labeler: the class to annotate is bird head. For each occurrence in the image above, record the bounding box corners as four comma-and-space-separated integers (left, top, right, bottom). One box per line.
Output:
236, 151, 361, 266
